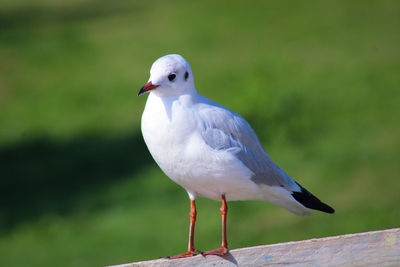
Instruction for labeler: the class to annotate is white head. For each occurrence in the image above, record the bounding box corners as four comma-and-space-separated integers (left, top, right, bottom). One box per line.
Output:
138, 54, 196, 98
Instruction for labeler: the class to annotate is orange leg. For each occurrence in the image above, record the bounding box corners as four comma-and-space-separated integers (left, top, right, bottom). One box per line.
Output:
167, 199, 198, 259
202, 194, 229, 256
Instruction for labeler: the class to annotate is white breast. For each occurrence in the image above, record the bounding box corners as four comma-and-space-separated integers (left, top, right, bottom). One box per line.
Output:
141, 93, 262, 201
141, 94, 196, 180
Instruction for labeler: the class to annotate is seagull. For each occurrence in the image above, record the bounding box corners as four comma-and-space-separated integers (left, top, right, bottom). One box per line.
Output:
138, 54, 334, 259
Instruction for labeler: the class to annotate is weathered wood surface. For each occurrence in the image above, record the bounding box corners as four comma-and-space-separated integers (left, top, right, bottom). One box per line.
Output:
108, 228, 400, 267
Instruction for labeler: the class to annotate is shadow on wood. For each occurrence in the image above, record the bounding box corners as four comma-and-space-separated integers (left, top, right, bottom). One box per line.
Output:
108, 228, 399, 267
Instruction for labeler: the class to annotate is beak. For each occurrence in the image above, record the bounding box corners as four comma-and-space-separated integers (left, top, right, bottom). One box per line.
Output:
138, 81, 159, 96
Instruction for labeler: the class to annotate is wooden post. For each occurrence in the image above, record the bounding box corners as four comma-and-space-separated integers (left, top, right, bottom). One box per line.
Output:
108, 228, 399, 267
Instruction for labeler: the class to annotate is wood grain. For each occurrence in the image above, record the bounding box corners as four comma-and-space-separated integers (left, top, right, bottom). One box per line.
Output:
108, 228, 400, 267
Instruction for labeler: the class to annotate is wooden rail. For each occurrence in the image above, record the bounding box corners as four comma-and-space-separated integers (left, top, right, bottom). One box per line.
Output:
108, 228, 399, 267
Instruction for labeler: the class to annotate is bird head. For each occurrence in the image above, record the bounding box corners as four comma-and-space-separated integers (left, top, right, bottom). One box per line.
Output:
138, 54, 196, 97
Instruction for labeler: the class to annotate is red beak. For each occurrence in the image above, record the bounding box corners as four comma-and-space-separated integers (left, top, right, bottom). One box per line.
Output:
138, 81, 159, 96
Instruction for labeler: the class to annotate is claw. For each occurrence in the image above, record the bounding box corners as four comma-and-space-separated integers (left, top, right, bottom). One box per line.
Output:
201, 247, 229, 257
166, 249, 198, 259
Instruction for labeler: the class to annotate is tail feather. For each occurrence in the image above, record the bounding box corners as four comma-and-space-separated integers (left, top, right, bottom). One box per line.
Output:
291, 182, 335, 214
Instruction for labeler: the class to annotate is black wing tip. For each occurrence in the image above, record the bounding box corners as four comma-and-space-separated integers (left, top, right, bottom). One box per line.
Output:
292, 182, 335, 214
317, 202, 335, 214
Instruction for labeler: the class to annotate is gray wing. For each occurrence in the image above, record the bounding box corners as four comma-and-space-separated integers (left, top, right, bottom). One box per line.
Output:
197, 100, 299, 191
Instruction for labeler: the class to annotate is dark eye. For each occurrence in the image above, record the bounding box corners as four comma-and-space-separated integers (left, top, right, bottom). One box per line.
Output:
184, 71, 189, 80
168, 74, 176, 81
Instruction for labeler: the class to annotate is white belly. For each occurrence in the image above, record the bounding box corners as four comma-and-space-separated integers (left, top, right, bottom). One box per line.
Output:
141, 94, 262, 201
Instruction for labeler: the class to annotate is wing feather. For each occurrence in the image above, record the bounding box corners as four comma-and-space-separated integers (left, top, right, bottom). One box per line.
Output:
196, 97, 299, 191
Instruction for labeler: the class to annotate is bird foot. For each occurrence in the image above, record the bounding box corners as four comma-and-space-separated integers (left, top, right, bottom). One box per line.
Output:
166, 249, 198, 259
201, 247, 229, 257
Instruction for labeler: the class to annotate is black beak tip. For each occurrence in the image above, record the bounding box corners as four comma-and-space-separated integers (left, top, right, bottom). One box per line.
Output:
138, 82, 159, 96
138, 87, 144, 96
137, 87, 145, 96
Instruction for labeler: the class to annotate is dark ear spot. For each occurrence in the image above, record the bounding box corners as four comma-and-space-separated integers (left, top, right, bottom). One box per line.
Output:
184, 71, 189, 80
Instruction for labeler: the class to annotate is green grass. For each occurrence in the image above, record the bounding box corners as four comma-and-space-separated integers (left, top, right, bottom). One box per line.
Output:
0, 0, 399, 266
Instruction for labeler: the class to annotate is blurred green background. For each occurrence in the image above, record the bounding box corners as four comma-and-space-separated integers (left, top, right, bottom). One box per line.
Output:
0, 0, 399, 266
